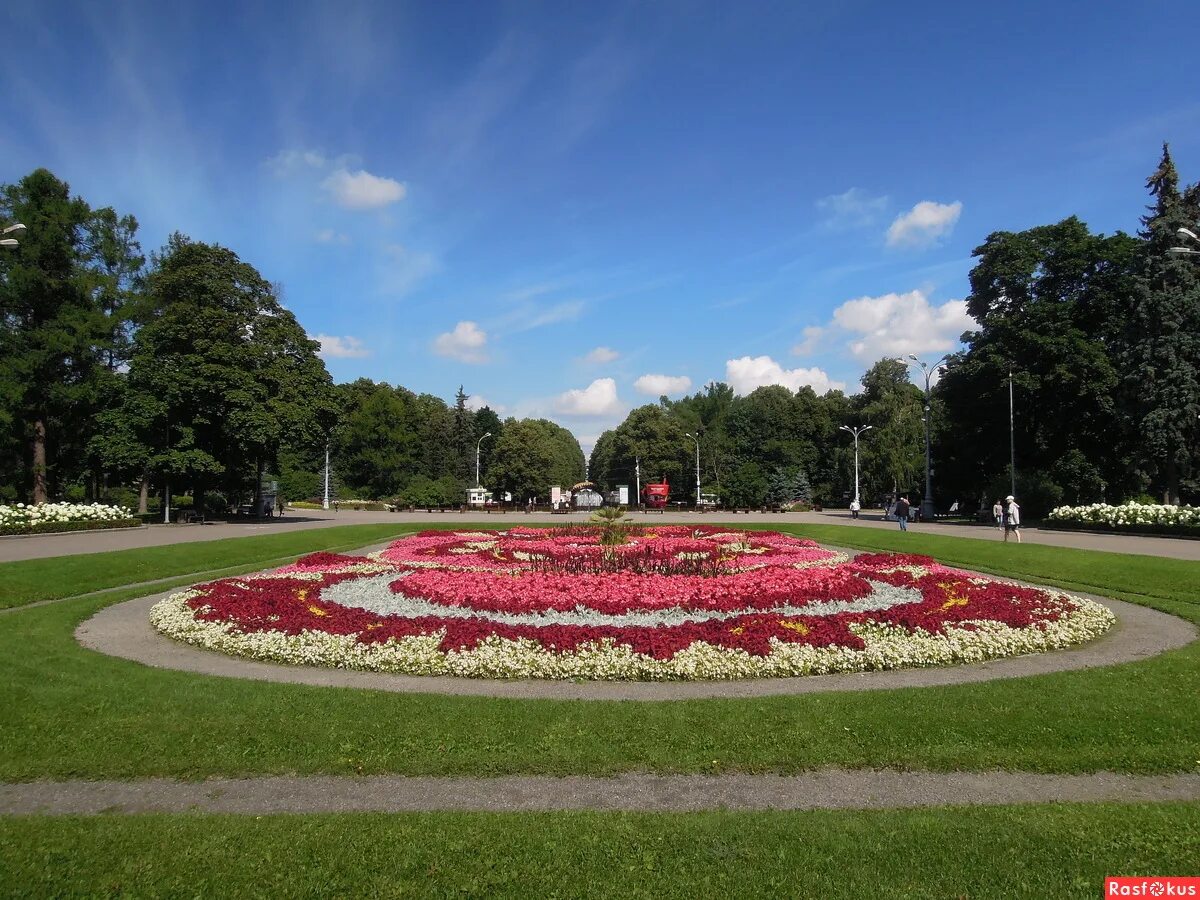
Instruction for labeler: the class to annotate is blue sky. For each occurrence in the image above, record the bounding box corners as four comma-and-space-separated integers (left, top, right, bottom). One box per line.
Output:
3, 1, 1198, 451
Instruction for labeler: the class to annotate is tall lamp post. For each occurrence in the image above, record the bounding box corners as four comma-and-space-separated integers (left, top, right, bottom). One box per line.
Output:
322, 443, 331, 510
838, 424, 873, 507
903, 354, 949, 522
475, 432, 492, 487
684, 432, 701, 509
1008, 371, 1017, 499
0, 222, 26, 249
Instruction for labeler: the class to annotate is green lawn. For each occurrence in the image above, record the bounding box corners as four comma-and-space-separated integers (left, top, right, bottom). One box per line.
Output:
0, 523, 418, 609
2, 803, 1196, 898
0, 522, 1197, 780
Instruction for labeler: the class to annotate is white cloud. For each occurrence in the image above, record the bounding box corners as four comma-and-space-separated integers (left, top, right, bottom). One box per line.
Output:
315, 228, 350, 245
554, 377, 622, 416
323, 168, 406, 210
583, 346, 620, 364
634, 374, 692, 396
316, 334, 371, 359
886, 200, 962, 248
432, 321, 489, 364
831, 289, 974, 361
816, 187, 889, 229
725, 356, 845, 395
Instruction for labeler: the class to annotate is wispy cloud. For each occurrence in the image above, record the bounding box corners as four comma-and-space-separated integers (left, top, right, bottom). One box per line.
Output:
582, 346, 620, 364
424, 32, 539, 169
816, 187, 889, 230
314, 228, 350, 245
377, 244, 440, 296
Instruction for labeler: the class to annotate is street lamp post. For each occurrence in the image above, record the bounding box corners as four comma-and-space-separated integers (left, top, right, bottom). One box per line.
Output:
1, 222, 26, 249
1008, 371, 1017, 499
838, 424, 873, 507
1168, 227, 1200, 256
684, 432, 701, 509
475, 432, 492, 487
903, 354, 949, 522
322, 443, 331, 510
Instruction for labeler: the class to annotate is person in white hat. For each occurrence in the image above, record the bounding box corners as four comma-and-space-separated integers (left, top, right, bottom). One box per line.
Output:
1003, 495, 1021, 543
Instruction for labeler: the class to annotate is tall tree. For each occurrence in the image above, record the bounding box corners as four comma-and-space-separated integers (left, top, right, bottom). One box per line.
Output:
938, 217, 1140, 511
120, 234, 335, 511
1123, 144, 1200, 503
855, 359, 925, 502
0, 169, 118, 502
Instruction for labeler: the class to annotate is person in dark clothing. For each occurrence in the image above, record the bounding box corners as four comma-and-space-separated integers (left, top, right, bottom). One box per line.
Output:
895, 496, 910, 531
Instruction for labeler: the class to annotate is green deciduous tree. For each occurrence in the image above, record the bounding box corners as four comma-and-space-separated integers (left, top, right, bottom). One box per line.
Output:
487, 418, 584, 501
118, 234, 335, 512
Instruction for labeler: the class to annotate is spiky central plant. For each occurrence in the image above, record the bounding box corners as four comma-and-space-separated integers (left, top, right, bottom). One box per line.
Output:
590, 505, 631, 547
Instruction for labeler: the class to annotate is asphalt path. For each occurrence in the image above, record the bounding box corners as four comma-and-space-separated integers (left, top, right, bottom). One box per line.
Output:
3, 508, 1200, 562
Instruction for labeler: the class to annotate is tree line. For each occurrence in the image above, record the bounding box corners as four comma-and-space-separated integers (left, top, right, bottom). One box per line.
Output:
2, 146, 1197, 517
0, 169, 583, 514
588, 145, 1200, 515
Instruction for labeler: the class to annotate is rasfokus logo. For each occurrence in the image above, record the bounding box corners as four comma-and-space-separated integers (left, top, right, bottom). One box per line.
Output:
1106, 878, 1200, 897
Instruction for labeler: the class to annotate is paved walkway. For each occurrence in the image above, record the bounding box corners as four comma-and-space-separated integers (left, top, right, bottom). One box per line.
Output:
75, 587, 1196, 701
3, 508, 1200, 562
4, 770, 1198, 816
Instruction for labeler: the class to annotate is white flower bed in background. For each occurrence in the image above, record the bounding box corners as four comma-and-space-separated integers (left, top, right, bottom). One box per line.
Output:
0, 502, 135, 534
1047, 502, 1200, 532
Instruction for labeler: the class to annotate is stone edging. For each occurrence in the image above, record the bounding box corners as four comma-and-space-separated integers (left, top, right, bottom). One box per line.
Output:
75, 576, 1197, 701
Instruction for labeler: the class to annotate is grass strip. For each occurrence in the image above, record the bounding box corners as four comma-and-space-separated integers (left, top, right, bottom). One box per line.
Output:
0, 523, 417, 609
1, 803, 1197, 898
0, 523, 1197, 780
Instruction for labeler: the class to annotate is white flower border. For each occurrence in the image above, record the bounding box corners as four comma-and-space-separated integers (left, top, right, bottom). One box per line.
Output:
150, 582, 1115, 682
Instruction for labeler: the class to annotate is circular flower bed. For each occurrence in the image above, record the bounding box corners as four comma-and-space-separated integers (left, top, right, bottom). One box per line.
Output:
151, 527, 1115, 681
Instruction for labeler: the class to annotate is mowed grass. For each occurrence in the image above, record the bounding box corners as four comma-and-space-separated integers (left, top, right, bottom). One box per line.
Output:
2, 803, 1197, 898
0, 522, 1197, 780
0, 523, 420, 609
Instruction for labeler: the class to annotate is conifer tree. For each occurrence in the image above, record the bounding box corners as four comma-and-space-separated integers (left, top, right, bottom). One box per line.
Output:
1124, 144, 1200, 503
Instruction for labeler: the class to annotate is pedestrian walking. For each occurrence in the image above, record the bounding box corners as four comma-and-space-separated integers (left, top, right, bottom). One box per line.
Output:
1003, 495, 1022, 543
992, 498, 1003, 529
849, 498, 861, 519
895, 496, 910, 531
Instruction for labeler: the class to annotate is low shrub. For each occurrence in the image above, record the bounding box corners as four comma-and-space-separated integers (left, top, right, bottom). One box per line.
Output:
1046, 502, 1200, 537
0, 502, 136, 536
0, 516, 140, 536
